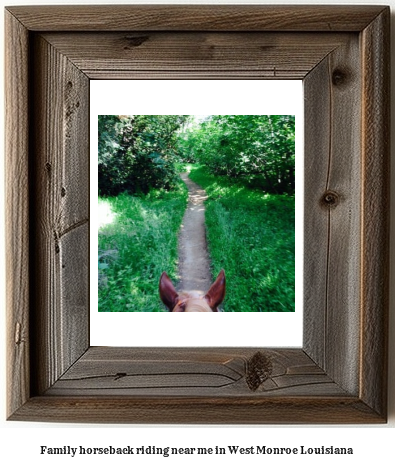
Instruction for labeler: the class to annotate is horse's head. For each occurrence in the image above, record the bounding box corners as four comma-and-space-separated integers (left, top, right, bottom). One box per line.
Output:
159, 270, 226, 312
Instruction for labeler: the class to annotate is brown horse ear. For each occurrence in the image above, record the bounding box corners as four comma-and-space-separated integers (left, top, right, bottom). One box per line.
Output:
159, 272, 179, 311
205, 269, 226, 311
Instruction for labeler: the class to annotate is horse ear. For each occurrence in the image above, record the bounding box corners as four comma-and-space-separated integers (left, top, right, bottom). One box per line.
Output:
205, 269, 226, 311
159, 272, 179, 311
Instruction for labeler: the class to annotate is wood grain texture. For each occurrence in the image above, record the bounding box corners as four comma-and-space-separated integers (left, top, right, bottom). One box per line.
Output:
5, 10, 30, 418
42, 32, 350, 80
5, 5, 389, 424
303, 56, 331, 370
304, 35, 362, 395
9, 396, 383, 425
29, 34, 90, 395
5, 5, 386, 32
46, 347, 345, 397
360, 8, 390, 418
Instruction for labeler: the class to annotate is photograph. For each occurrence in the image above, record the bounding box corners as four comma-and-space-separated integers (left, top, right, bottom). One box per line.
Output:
97, 114, 296, 314
90, 80, 303, 348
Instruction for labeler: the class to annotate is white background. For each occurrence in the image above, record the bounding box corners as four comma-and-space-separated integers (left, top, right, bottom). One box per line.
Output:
1, 1, 394, 469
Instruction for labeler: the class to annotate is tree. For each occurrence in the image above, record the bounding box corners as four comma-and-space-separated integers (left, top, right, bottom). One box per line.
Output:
177, 115, 295, 194
98, 115, 190, 195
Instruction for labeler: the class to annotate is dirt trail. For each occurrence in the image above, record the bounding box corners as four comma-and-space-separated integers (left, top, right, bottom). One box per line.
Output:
177, 173, 212, 294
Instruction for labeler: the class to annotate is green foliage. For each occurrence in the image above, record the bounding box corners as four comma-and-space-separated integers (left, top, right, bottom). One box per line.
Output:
97, 115, 295, 312
98, 182, 188, 312
98, 115, 190, 196
178, 115, 295, 194
189, 165, 295, 312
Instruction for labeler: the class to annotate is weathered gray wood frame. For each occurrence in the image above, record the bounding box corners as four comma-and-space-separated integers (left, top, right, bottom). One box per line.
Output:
5, 5, 390, 423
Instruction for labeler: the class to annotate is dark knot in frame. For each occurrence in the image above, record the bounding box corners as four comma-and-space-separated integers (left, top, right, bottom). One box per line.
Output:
320, 190, 340, 208
246, 351, 273, 391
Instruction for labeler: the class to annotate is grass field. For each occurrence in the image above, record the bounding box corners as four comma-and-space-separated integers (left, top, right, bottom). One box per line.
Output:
188, 165, 295, 312
98, 182, 187, 312
97, 165, 295, 312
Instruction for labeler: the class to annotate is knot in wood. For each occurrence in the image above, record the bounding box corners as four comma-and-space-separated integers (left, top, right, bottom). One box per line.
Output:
123, 35, 149, 49
321, 190, 340, 208
332, 68, 348, 87
246, 351, 273, 391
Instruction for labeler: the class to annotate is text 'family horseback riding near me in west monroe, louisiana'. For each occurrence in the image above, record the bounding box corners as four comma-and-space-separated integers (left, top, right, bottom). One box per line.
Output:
39, 445, 354, 458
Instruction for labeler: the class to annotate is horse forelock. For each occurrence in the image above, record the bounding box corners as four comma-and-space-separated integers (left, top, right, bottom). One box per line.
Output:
183, 298, 213, 312
172, 291, 214, 312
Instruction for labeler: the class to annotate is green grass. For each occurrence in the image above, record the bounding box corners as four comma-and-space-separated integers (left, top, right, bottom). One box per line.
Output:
98, 165, 295, 313
189, 165, 295, 312
98, 182, 188, 312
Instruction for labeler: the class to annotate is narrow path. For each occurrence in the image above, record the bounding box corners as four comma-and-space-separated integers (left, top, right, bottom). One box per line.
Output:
177, 173, 212, 294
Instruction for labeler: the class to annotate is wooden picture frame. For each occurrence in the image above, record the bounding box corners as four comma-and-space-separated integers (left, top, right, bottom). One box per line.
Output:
5, 5, 389, 424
